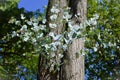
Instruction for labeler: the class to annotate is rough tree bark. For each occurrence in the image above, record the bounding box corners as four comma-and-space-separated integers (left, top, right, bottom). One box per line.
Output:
37, 0, 87, 80
46, 0, 67, 80
60, 0, 87, 80
37, 0, 67, 80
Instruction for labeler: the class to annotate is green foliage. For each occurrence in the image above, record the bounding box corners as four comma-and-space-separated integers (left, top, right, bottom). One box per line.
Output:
0, 66, 7, 80
0, 1, 40, 79
0, 0, 19, 11
85, 0, 120, 79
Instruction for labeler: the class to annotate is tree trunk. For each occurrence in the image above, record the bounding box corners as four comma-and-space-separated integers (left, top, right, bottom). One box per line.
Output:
46, 0, 67, 80
60, 0, 87, 80
60, 39, 85, 80
37, 0, 87, 80
37, 0, 67, 80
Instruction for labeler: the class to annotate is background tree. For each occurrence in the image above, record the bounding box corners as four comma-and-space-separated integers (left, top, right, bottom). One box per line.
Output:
0, 1, 41, 79
85, 0, 120, 79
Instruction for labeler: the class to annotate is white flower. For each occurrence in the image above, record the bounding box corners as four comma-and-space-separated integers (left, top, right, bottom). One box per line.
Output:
37, 33, 43, 39
49, 32, 62, 41
30, 18, 37, 23
23, 36, 29, 42
79, 24, 84, 29
58, 53, 63, 58
49, 32, 54, 37
68, 22, 81, 36
103, 43, 107, 48
95, 42, 99, 47
29, 32, 32, 36
23, 53, 26, 56
73, 24, 80, 31
98, 33, 101, 40
42, 19, 46, 24
64, 38, 71, 44
113, 43, 116, 46
68, 22, 81, 33
42, 44, 50, 50
93, 14, 99, 19
32, 38, 37, 43
65, 7, 71, 11
90, 27, 95, 31
93, 47, 97, 52
63, 32, 73, 43
51, 6, 60, 13
50, 41, 61, 51
76, 31, 81, 36
68, 31, 73, 40
81, 49, 85, 56
108, 42, 113, 47
63, 12, 72, 21
85, 20, 91, 26
53, 35, 62, 41
8, 17, 16, 23
88, 14, 99, 26
11, 31, 16, 37
24, 32, 32, 38
33, 23, 38, 27
62, 44, 67, 50
77, 13, 80, 16
11, 31, 19, 37
31, 25, 40, 32
80, 48, 87, 56
26, 21, 32, 25
50, 14, 58, 20
20, 25, 27, 32
117, 46, 119, 49
21, 14, 25, 19
15, 21, 21, 25
50, 44, 57, 51
31, 23, 40, 31
49, 23, 57, 28
117, 40, 120, 42
68, 21, 73, 30
40, 25, 46, 30
89, 18, 97, 26
82, 52, 85, 56
54, 41, 61, 46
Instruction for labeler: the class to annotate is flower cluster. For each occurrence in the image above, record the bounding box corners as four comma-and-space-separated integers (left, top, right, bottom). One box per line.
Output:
8, 7, 100, 55
9, 14, 46, 45
7, 6, 101, 71
49, 5, 60, 28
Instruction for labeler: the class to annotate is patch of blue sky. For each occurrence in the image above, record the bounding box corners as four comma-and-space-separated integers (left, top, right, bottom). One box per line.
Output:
18, 0, 48, 12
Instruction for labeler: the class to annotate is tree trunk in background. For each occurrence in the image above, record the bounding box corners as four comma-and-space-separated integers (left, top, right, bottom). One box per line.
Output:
60, 0, 87, 80
37, 0, 87, 80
